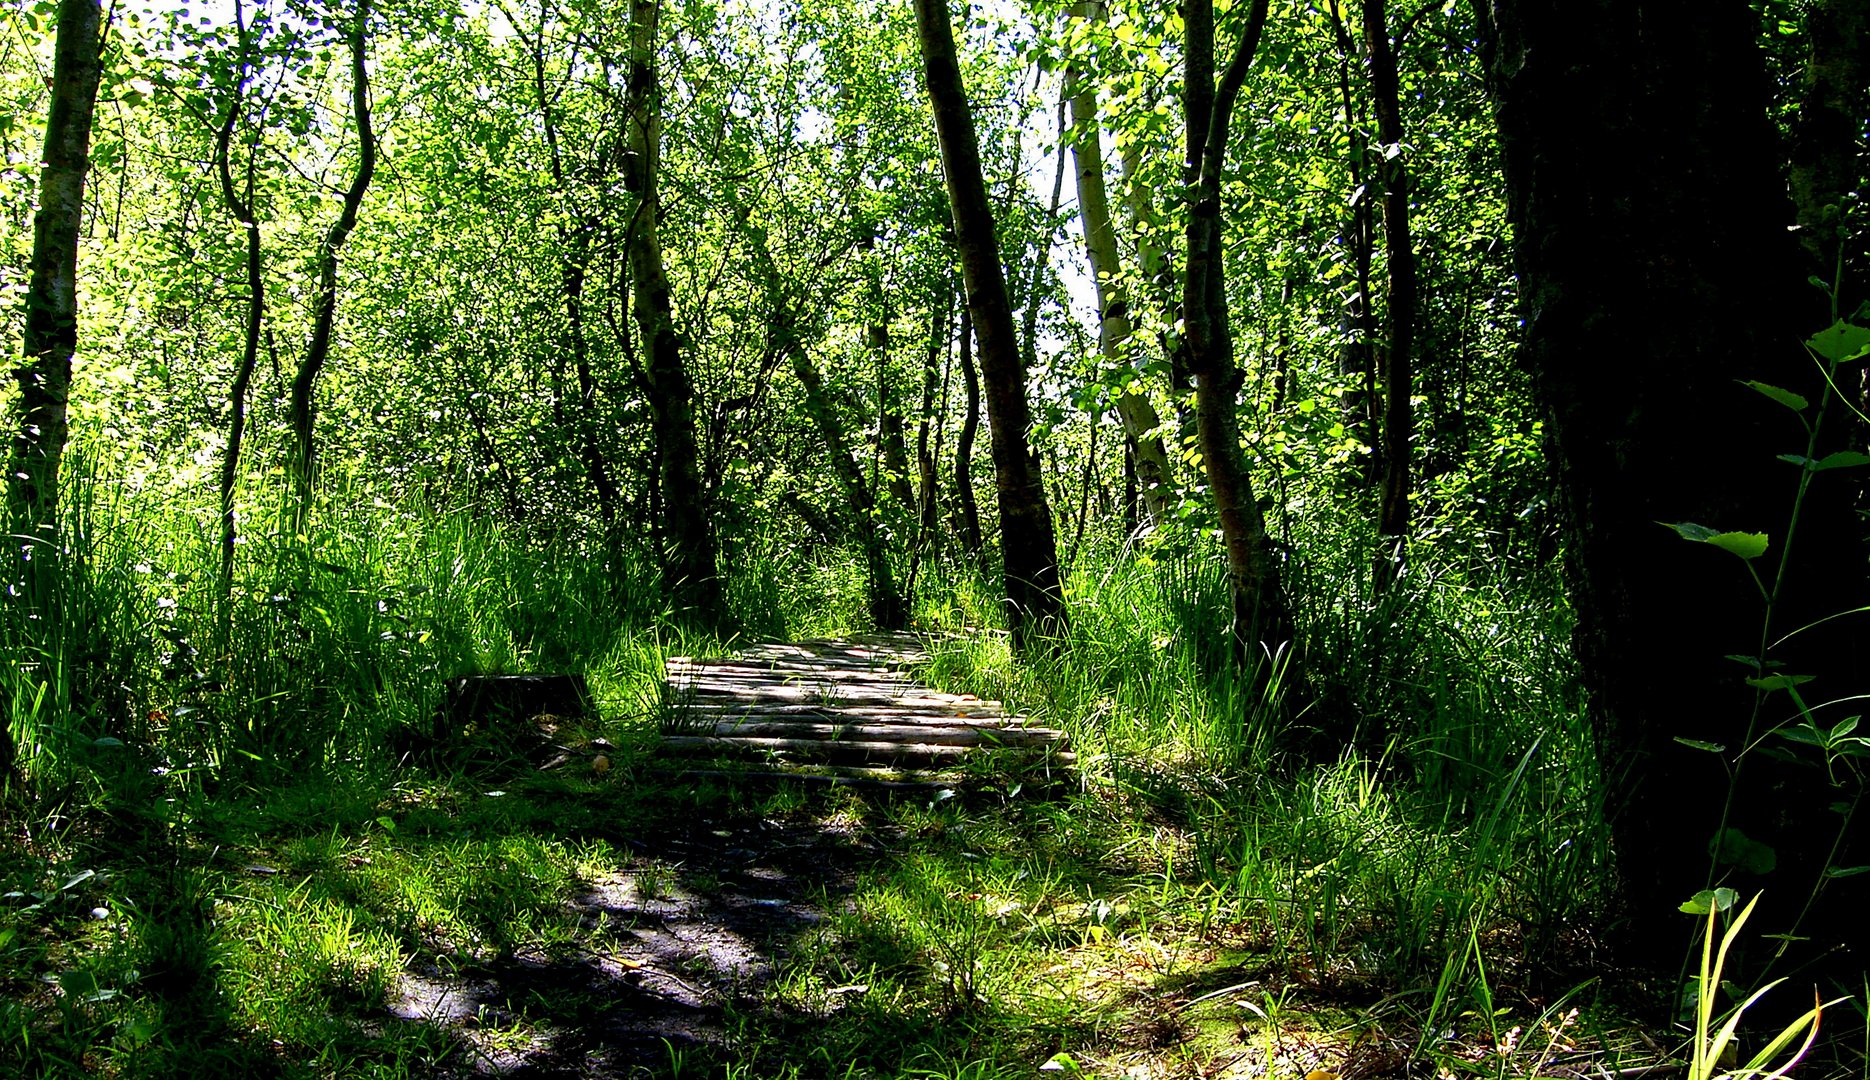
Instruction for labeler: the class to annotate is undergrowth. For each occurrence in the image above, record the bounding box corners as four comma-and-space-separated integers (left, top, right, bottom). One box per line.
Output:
2, 476, 1851, 1078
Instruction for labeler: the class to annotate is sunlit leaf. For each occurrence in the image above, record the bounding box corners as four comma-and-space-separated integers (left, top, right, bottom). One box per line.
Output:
1807, 320, 1870, 364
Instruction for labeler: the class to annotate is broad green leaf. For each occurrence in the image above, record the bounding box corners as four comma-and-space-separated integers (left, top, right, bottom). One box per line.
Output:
1825, 865, 1870, 878
1807, 320, 1870, 364
1748, 673, 1814, 691
1779, 723, 1827, 746
1831, 716, 1860, 738
1742, 380, 1809, 411
1673, 737, 1726, 753
1812, 451, 1870, 471
1705, 532, 1770, 559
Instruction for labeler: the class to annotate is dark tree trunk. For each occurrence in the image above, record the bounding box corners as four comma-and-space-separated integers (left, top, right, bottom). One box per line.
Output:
863, 227, 916, 511
525, 7, 620, 537
785, 322, 906, 629
1181, 0, 1292, 662
287, 0, 375, 530
952, 304, 984, 566
1327, 0, 1379, 482
914, 0, 1068, 654
1474, 0, 1869, 973
9, 0, 103, 552
214, 0, 263, 594
6, 0, 104, 780
560, 240, 621, 535
628, 0, 720, 622
752, 232, 906, 629
1364, 0, 1417, 573
907, 284, 950, 603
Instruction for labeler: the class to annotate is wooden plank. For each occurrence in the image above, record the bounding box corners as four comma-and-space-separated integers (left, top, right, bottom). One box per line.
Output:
670, 704, 1013, 725
657, 636, 1071, 788
662, 735, 1076, 766
698, 720, 1064, 746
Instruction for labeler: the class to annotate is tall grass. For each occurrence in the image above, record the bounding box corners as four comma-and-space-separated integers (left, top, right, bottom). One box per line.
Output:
913, 524, 1612, 998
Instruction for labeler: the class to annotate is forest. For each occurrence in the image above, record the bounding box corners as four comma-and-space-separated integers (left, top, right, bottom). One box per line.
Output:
0, 0, 1866, 1075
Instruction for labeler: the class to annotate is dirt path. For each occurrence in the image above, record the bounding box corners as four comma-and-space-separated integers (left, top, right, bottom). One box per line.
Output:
388, 800, 893, 1076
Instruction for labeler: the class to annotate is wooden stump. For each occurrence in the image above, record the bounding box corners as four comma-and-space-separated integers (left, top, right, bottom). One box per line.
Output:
395, 674, 595, 768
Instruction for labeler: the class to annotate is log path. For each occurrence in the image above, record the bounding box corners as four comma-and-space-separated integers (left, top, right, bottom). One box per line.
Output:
658, 633, 1072, 789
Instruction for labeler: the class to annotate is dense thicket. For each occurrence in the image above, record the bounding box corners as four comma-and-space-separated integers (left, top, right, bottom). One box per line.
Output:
1, 0, 1865, 1055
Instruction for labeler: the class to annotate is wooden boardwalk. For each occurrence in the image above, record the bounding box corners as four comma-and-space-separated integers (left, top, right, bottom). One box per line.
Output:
657, 634, 1072, 789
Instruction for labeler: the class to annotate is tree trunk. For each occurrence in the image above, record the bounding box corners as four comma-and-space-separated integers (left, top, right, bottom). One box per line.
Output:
286, 0, 375, 531
5, 0, 104, 780
214, 0, 263, 594
914, 0, 1068, 654
952, 304, 984, 565
907, 284, 950, 603
1066, 0, 1178, 526
1474, 0, 1869, 974
782, 308, 906, 630
1363, 0, 1416, 575
9, 0, 103, 553
1327, 0, 1378, 484
627, 0, 720, 622
862, 227, 916, 511
1180, 0, 1292, 661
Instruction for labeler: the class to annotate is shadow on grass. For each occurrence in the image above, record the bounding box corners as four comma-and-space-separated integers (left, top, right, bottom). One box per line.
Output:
1, 755, 1125, 1079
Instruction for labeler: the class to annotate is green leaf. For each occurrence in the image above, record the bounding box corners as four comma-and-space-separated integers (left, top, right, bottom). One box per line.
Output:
1747, 674, 1814, 691
1831, 716, 1860, 739
1680, 887, 1740, 915
1706, 532, 1770, 559
1742, 380, 1809, 411
1807, 320, 1870, 364
1778, 454, 1816, 467
1664, 523, 1772, 558
1779, 723, 1827, 746
1824, 865, 1870, 878
1674, 737, 1727, 753
1812, 451, 1870, 472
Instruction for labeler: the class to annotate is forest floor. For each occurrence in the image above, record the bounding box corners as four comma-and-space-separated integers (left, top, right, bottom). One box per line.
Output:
5, 635, 1680, 1079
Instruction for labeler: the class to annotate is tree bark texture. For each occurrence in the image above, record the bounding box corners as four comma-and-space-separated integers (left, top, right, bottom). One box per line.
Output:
286, 0, 376, 529
627, 0, 721, 622
9, 0, 103, 551
5, 0, 103, 782
214, 0, 263, 593
1066, 0, 1178, 526
952, 302, 984, 566
1180, 0, 1292, 660
1363, 0, 1416, 559
915, 0, 1067, 652
1474, 0, 1868, 972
